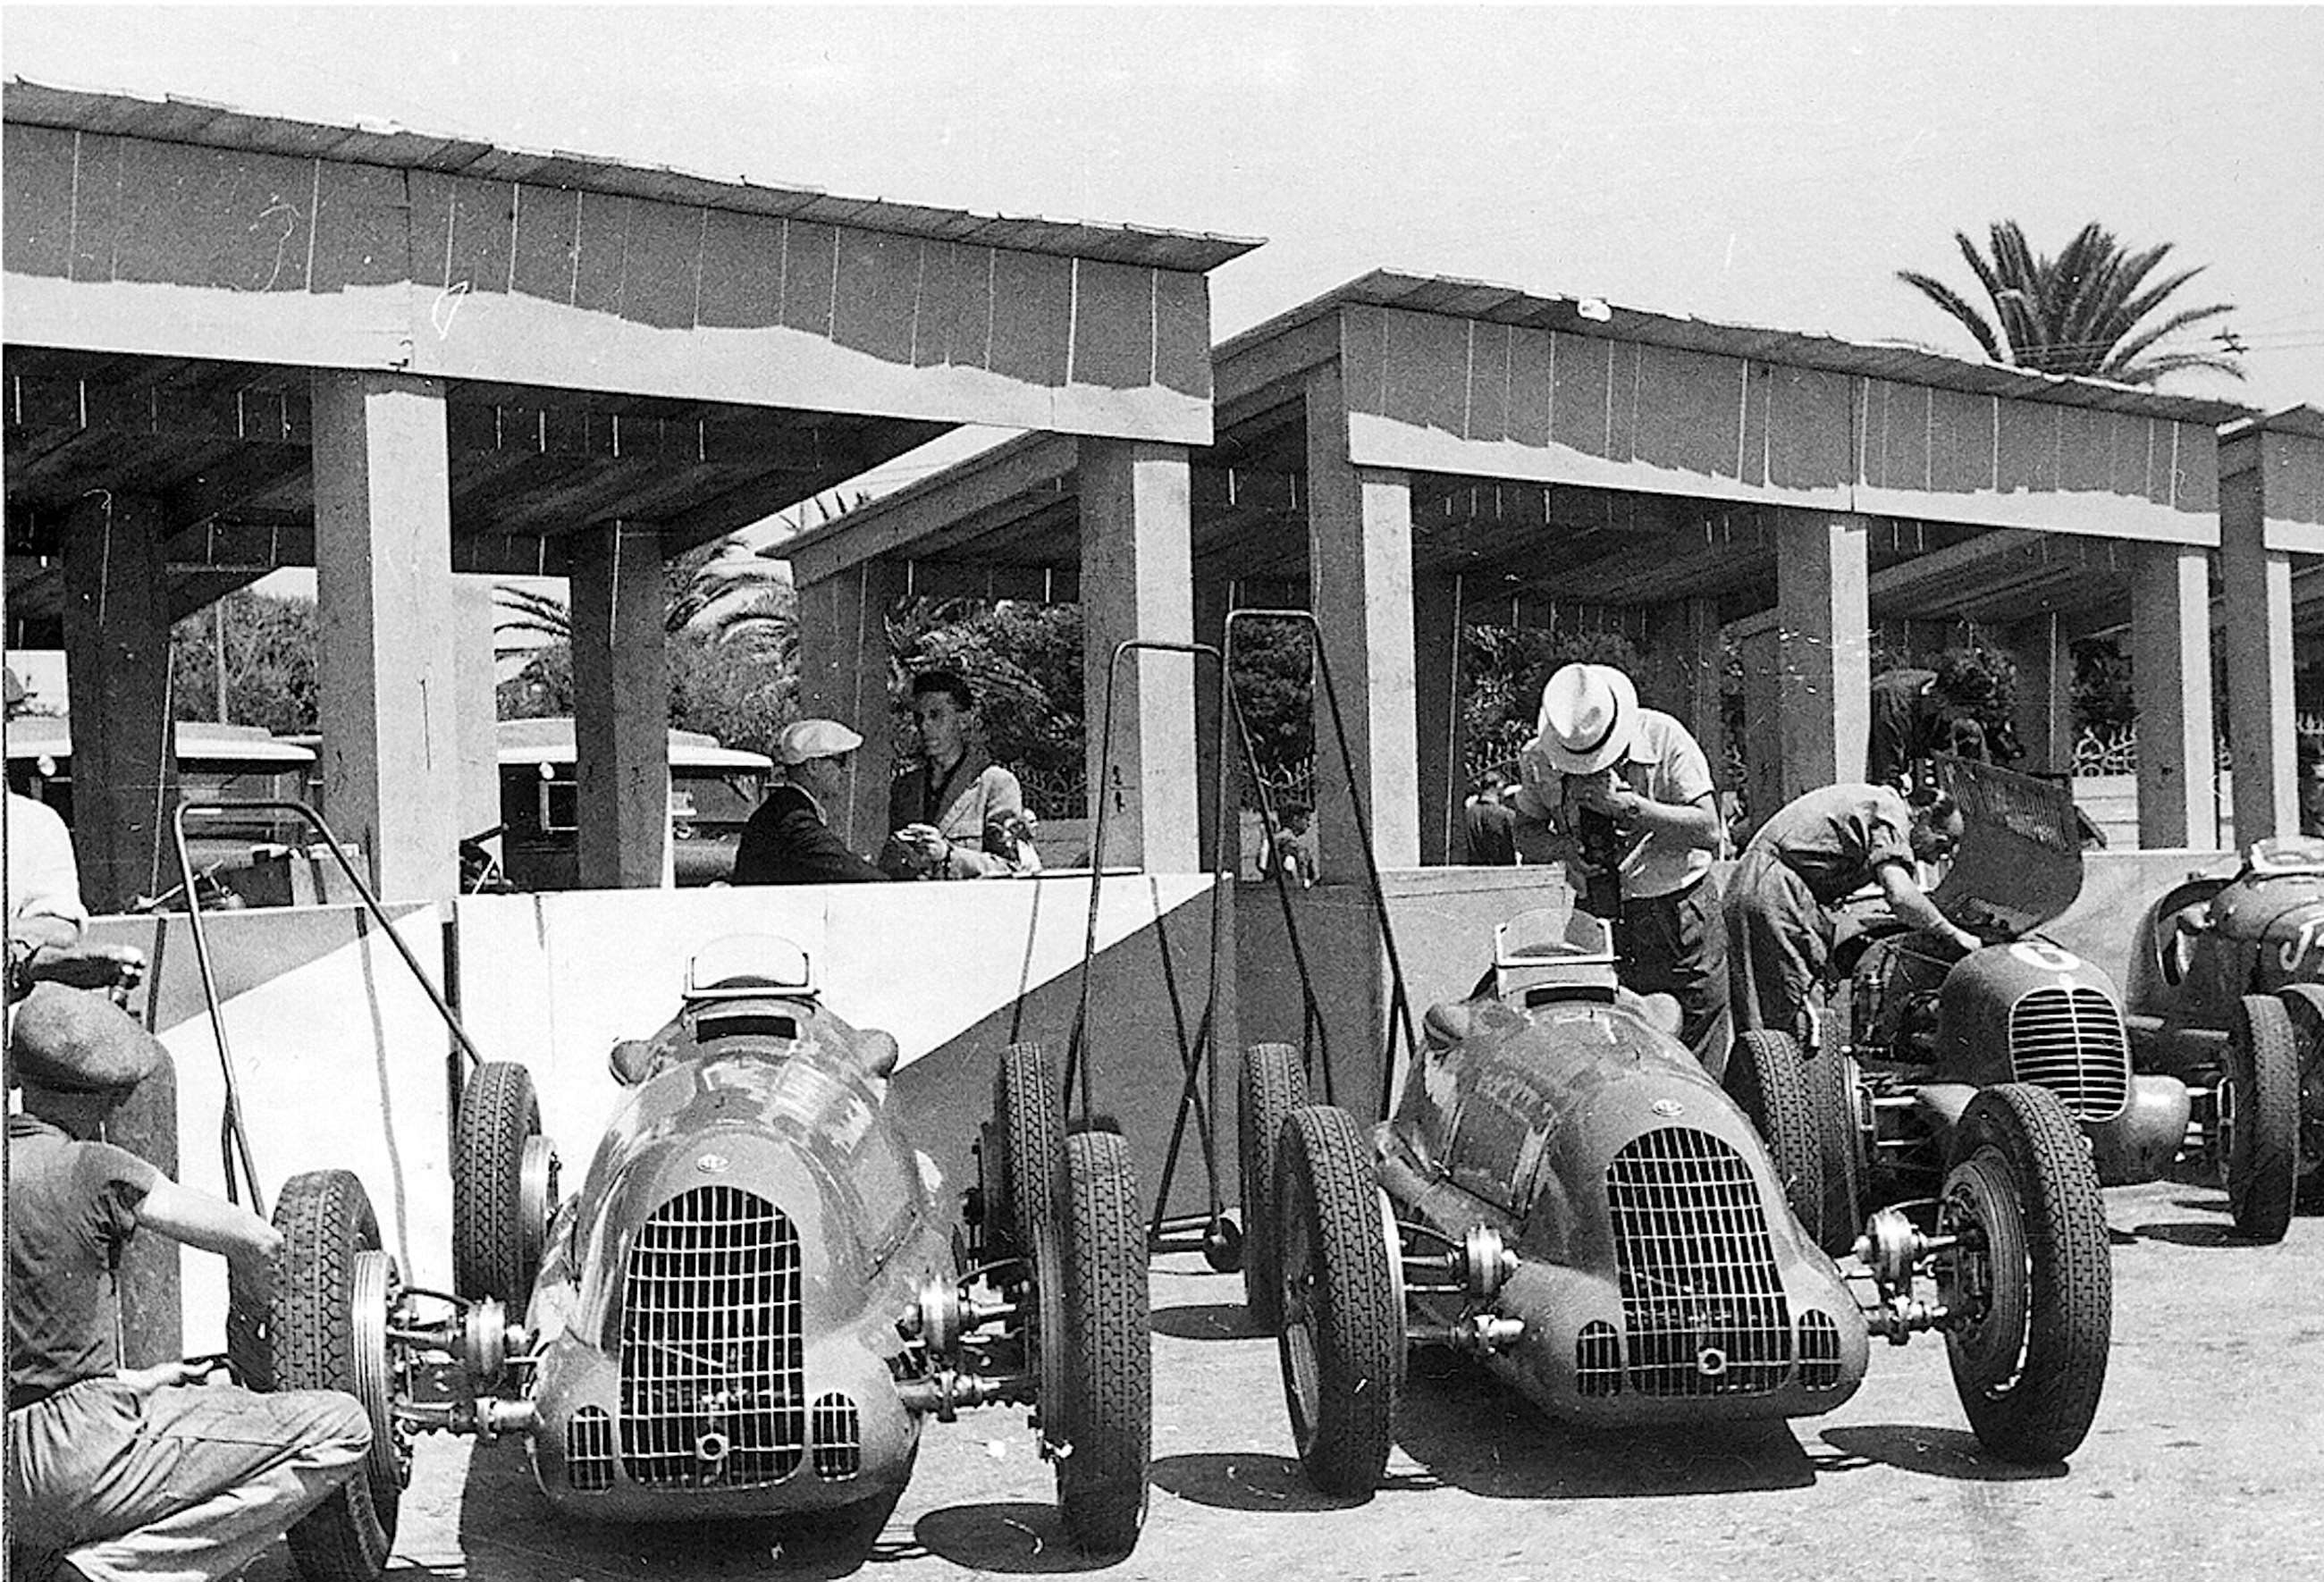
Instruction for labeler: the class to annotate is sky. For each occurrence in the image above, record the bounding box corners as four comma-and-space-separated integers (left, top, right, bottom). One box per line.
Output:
5, 2, 2322, 529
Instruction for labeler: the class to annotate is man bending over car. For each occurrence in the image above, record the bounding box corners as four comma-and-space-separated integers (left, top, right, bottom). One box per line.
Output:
1725, 781, 1983, 1052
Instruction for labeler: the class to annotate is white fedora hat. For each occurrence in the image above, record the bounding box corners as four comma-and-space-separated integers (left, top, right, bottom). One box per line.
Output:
1536, 663, 1638, 775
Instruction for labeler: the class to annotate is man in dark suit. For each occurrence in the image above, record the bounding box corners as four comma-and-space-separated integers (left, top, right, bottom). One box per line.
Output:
731, 719, 888, 886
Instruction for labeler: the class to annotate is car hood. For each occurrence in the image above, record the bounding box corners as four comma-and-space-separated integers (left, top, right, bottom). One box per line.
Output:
1931, 755, 2084, 937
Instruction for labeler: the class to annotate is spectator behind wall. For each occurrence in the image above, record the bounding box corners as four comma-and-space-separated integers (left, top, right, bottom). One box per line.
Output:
883, 669, 1039, 879
1463, 772, 1518, 866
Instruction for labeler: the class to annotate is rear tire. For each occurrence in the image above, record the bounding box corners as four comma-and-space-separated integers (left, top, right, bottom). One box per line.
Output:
265, 1170, 403, 1582
1725, 1030, 1823, 1238
1276, 1106, 1402, 1500
453, 1061, 551, 1301
1940, 1084, 2111, 1463
1238, 1042, 1309, 1330
2224, 995, 2300, 1242
990, 1042, 1065, 1263
1048, 1131, 1152, 1557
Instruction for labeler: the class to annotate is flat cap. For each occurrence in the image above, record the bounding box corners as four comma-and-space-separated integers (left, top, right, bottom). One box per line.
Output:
775, 718, 864, 766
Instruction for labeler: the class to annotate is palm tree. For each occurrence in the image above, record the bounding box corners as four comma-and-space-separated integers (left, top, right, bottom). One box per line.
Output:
1897, 221, 2244, 386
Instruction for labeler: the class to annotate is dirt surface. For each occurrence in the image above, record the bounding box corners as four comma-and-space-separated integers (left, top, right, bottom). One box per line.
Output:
258, 1179, 2320, 1582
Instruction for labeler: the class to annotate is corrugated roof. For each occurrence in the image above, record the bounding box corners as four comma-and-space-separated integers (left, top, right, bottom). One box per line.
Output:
1219, 268, 2259, 426
2, 78, 1262, 274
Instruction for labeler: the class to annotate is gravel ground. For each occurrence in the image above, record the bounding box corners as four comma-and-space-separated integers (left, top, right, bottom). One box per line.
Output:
251, 1177, 2321, 1582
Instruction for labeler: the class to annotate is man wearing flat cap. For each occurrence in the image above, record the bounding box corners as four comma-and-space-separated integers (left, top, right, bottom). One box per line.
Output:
1510, 663, 1729, 1070
731, 719, 889, 886
8, 1020, 372, 1582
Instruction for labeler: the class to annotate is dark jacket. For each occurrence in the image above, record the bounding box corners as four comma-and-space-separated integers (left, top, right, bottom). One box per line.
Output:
732, 785, 886, 886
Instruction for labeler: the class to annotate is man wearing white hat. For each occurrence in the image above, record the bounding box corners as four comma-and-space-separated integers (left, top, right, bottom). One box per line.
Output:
1510, 663, 1728, 1068
731, 719, 888, 886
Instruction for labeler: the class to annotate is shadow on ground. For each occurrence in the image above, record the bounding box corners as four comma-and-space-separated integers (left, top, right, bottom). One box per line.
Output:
1149, 1301, 1268, 1342
453, 1438, 915, 1580
1377, 1359, 1815, 1500
1817, 1425, 2070, 1482
1147, 1452, 1426, 1512
911, 1502, 1127, 1574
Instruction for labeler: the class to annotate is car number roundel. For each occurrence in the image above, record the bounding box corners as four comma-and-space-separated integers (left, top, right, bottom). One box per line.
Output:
2008, 940, 2081, 972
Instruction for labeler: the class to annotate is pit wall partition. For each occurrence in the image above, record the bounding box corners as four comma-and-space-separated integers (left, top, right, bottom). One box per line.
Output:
86, 875, 1223, 1352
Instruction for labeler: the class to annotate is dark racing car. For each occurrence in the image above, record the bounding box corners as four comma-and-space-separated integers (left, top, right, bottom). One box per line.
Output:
240, 934, 1151, 1579
2123, 834, 2324, 1241
1238, 903, 2111, 1499
1760, 758, 2190, 1257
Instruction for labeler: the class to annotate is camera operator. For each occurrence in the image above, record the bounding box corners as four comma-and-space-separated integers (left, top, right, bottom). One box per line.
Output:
1509, 664, 1728, 1069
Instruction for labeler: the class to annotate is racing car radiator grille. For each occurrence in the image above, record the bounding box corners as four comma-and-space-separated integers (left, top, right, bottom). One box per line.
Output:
811, 1393, 861, 1480
618, 1185, 805, 1489
2008, 987, 2130, 1121
566, 1407, 616, 1492
1605, 1128, 1793, 1397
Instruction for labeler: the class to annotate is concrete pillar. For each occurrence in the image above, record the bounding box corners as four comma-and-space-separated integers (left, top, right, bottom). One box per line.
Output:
1649, 596, 1725, 785
314, 371, 460, 901
2004, 612, 2073, 777
1080, 440, 1199, 872
2220, 433, 2298, 845
2130, 540, 2218, 848
1307, 366, 1420, 879
568, 521, 669, 889
796, 560, 902, 851
1193, 576, 1237, 871
1413, 571, 1461, 865
1737, 625, 1784, 839
61, 492, 178, 912
1774, 510, 1872, 805
451, 576, 501, 854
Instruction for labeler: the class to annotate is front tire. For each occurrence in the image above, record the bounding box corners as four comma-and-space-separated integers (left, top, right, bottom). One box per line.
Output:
264, 1170, 404, 1582
1803, 1040, 1866, 1257
1276, 1106, 1402, 1500
452, 1061, 553, 1301
1047, 1130, 1152, 1557
1939, 1084, 2112, 1463
1725, 1030, 1823, 1239
989, 1042, 1065, 1264
1238, 1042, 1309, 1330
2223, 995, 2300, 1242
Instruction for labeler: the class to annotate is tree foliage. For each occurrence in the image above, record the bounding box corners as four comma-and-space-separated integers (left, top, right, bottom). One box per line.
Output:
167, 592, 320, 734
1898, 221, 2242, 385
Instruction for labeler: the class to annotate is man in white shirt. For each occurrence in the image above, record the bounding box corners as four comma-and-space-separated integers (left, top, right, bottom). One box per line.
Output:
1511, 663, 1729, 1071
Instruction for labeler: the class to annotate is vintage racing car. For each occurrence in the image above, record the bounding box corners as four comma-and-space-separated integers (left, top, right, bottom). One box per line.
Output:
2123, 834, 2324, 1241
1762, 758, 2189, 1255
238, 934, 1152, 1579
1238, 904, 2112, 1499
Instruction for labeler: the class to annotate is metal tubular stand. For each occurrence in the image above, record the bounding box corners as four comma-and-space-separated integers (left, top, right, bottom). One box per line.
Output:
1221, 610, 1419, 1123
1061, 638, 1241, 1258
172, 799, 493, 1216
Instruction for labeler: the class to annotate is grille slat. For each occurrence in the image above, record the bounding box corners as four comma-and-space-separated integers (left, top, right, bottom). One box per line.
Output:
811, 1393, 863, 1480
567, 1406, 615, 1491
619, 1184, 805, 1489
1606, 1128, 1794, 1397
2008, 987, 2130, 1121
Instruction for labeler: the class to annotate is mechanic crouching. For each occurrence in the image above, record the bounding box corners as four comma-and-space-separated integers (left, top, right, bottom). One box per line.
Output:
1725, 781, 1982, 1051
1510, 663, 1729, 1070
6, 1035, 371, 1582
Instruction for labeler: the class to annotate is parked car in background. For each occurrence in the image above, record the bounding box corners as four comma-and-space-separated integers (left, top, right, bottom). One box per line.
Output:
5, 714, 319, 902
495, 717, 770, 889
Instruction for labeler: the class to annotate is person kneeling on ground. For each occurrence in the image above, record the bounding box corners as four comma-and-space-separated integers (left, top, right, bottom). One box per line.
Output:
6, 1023, 371, 1582
1724, 780, 1982, 1053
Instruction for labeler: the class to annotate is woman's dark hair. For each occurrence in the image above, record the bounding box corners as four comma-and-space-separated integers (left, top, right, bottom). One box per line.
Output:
909, 669, 975, 711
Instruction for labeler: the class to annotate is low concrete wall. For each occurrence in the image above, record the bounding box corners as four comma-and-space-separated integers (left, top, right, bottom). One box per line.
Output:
92, 874, 1225, 1348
